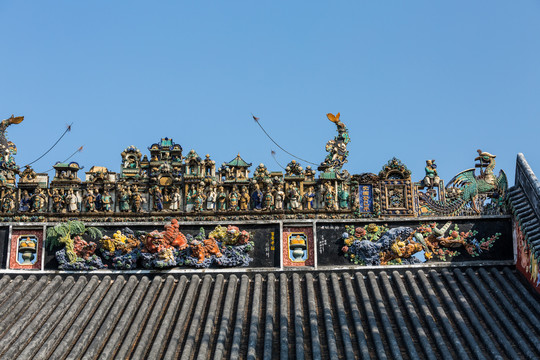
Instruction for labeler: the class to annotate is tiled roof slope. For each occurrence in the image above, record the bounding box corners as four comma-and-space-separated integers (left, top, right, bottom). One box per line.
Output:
508, 185, 540, 257
0, 268, 538, 360
508, 153, 540, 259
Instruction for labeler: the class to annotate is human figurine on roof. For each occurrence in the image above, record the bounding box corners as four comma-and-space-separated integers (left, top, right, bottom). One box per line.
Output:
1, 188, 15, 213
102, 190, 113, 212
229, 186, 239, 211
251, 184, 263, 210
206, 185, 217, 211
289, 184, 301, 211
152, 186, 164, 211
304, 186, 316, 210
194, 185, 205, 212
324, 183, 335, 210
239, 186, 250, 211
170, 187, 182, 211
263, 186, 274, 210
130, 186, 144, 212
65, 188, 79, 213
217, 186, 227, 211
117, 186, 130, 212
30, 188, 47, 212
48, 188, 65, 213
422, 160, 440, 190
163, 188, 170, 205
274, 184, 285, 210
186, 184, 196, 212
338, 185, 350, 209
19, 190, 30, 212
84, 189, 97, 212
94, 189, 103, 211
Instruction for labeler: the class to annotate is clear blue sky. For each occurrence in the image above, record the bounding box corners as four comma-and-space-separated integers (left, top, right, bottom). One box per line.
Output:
1, 1, 539, 184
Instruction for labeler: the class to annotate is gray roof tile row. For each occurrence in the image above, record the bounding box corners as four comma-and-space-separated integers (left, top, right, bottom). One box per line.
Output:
0, 268, 538, 359
508, 185, 540, 257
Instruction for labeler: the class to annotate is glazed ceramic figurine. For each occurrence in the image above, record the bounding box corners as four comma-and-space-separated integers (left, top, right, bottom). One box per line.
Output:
186, 184, 196, 212
338, 184, 349, 209
118, 186, 130, 212
251, 184, 263, 210
19, 190, 31, 212
194, 185, 205, 212
65, 188, 79, 213
1, 188, 15, 213
48, 188, 65, 213
422, 160, 440, 190
206, 185, 217, 211
263, 186, 274, 210
163, 188, 170, 204
324, 183, 335, 210
152, 186, 164, 211
102, 190, 113, 212
30, 188, 47, 212
131, 186, 144, 213
304, 186, 316, 210
84, 189, 97, 212
94, 189, 103, 211
274, 185, 285, 210
289, 185, 301, 211
170, 187, 182, 211
350, 189, 360, 211
228, 186, 239, 211
239, 186, 250, 211
217, 186, 227, 211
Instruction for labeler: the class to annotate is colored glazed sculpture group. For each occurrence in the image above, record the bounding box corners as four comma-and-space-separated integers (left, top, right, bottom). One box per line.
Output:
341, 221, 501, 265
0, 113, 507, 218
47, 220, 255, 270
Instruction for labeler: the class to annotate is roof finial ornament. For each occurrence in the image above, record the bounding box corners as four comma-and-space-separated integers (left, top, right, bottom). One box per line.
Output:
319, 112, 351, 179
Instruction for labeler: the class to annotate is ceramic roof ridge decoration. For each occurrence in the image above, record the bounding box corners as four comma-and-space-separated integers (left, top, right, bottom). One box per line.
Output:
0, 113, 507, 221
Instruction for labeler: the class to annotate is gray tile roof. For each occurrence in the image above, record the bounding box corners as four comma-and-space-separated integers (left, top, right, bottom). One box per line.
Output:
0, 267, 538, 359
508, 185, 540, 257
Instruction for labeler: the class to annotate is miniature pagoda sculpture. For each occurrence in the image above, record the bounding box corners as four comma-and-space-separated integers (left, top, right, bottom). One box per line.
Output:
120, 146, 143, 179
53, 162, 83, 183
184, 150, 202, 177
202, 154, 216, 178
226, 154, 251, 181
149, 138, 183, 181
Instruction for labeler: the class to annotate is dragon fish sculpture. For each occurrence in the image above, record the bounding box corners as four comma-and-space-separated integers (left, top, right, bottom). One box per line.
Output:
318, 112, 351, 179
419, 149, 507, 215
0, 115, 23, 170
